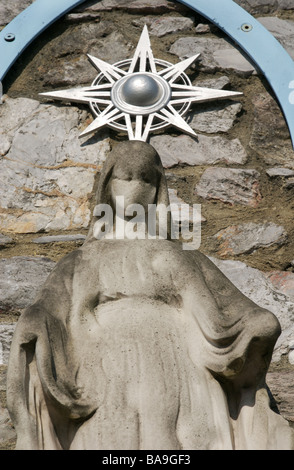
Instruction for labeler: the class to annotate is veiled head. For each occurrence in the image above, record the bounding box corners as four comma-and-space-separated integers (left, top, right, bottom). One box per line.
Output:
86, 140, 170, 241
97, 141, 169, 206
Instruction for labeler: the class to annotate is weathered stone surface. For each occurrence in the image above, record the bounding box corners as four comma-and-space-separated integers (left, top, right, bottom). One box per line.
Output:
65, 11, 101, 22
44, 56, 96, 89
283, 178, 294, 189
266, 168, 294, 178
132, 16, 194, 37
43, 29, 131, 87
73, 0, 189, 14
265, 271, 294, 302
195, 168, 262, 207
188, 101, 242, 134
213, 222, 287, 256
168, 188, 206, 225
1, 0, 292, 30
0, 97, 110, 233
0, 0, 32, 26
213, 49, 257, 76
266, 170, 294, 189
55, 20, 115, 57
210, 257, 294, 362
0, 325, 16, 365
278, 0, 294, 9
0, 366, 6, 392
0, 366, 16, 448
170, 36, 256, 75
0, 98, 40, 156
235, 0, 294, 14
33, 234, 86, 244
150, 134, 247, 168
289, 343, 294, 365
0, 257, 56, 313
0, 405, 15, 446
249, 93, 293, 167
0, 234, 13, 247
169, 188, 192, 225
195, 23, 211, 34
258, 17, 294, 60
193, 76, 232, 90
64, 10, 101, 24
189, 76, 243, 134
267, 370, 294, 425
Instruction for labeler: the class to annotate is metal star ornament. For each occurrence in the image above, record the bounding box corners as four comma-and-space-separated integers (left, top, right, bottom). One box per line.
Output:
40, 26, 242, 141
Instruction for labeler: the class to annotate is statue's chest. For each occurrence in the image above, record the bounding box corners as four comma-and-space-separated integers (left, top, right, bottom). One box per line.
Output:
80, 241, 184, 301
98, 251, 173, 299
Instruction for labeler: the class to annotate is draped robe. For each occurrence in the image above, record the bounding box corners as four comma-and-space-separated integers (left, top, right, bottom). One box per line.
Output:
7, 238, 294, 450
7, 141, 294, 450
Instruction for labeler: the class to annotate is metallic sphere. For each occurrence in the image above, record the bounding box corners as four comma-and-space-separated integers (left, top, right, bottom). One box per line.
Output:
121, 74, 162, 107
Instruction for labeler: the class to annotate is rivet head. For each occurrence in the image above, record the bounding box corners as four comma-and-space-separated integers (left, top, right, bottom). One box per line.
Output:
4, 33, 15, 42
121, 74, 162, 107
241, 23, 253, 32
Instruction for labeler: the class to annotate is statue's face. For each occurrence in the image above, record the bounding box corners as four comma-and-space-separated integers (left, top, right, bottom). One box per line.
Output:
110, 164, 159, 211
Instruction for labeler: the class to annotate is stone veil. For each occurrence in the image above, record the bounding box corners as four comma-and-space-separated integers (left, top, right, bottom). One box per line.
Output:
6, 141, 294, 450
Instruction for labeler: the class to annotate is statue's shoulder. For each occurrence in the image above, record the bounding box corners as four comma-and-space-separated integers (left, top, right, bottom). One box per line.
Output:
48, 248, 84, 282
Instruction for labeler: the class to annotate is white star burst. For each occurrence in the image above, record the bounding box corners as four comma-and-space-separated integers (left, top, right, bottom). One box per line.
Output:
40, 26, 242, 142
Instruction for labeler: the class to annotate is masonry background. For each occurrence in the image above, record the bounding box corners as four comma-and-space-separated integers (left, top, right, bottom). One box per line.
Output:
1, 0, 294, 449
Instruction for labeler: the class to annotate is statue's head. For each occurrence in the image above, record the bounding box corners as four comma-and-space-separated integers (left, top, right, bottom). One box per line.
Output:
86, 140, 171, 241
97, 140, 169, 209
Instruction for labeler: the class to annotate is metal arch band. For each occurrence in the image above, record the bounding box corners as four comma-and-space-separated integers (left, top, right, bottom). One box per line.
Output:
1, 0, 294, 148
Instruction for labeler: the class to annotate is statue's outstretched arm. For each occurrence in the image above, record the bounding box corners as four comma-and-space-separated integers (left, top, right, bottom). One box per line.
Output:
189, 251, 281, 386
7, 249, 97, 449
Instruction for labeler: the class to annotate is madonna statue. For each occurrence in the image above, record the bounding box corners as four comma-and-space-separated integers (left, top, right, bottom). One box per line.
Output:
7, 141, 294, 450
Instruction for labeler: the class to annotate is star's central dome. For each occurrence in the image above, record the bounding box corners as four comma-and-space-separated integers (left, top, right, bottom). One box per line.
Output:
121, 74, 162, 107
40, 25, 242, 141
110, 71, 172, 116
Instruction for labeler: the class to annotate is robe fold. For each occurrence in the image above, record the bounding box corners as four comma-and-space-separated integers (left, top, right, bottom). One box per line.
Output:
7, 239, 294, 450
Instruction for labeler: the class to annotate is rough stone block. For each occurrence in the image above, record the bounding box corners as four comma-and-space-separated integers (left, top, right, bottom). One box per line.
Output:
0, 257, 56, 313
0, 325, 16, 366
132, 16, 194, 37
213, 222, 287, 256
195, 168, 262, 207
188, 101, 242, 134
0, 97, 110, 233
170, 36, 256, 75
150, 134, 247, 167
249, 93, 293, 167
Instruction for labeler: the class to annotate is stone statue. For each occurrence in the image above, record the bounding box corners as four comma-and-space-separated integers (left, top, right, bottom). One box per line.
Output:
7, 141, 294, 450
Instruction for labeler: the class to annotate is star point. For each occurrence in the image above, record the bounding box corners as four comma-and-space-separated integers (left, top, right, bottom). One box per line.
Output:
39, 27, 242, 142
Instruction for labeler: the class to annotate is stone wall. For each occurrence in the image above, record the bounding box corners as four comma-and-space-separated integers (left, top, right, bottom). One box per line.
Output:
1, 0, 294, 449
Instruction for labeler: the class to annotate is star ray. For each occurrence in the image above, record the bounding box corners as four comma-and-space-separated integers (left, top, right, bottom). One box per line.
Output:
40, 86, 112, 105
159, 54, 201, 83
170, 87, 242, 105
125, 114, 135, 140
135, 115, 144, 140
79, 105, 124, 137
171, 87, 242, 99
142, 114, 155, 142
39, 26, 242, 143
128, 25, 157, 74
156, 105, 197, 138
87, 54, 127, 83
